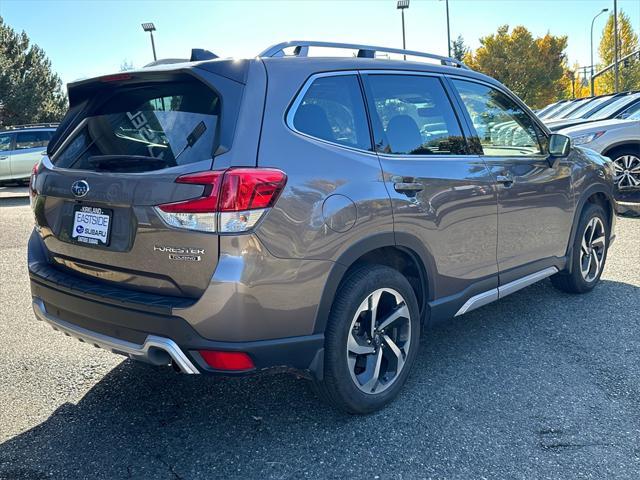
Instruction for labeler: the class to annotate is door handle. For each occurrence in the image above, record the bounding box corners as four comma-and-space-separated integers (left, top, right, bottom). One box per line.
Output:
393, 182, 424, 194
496, 174, 514, 188
0, 156, 8, 161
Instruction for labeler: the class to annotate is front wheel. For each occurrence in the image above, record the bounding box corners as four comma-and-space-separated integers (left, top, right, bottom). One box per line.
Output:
551, 203, 609, 294
314, 265, 421, 414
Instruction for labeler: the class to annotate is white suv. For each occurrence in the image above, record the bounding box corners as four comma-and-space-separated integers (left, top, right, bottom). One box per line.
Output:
0, 125, 57, 183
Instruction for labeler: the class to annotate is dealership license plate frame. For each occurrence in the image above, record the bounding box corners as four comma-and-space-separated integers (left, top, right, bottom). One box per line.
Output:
71, 204, 113, 247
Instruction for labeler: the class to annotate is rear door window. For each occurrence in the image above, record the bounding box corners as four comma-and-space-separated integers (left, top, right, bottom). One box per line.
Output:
16, 131, 50, 150
52, 81, 220, 172
291, 75, 371, 150
365, 74, 466, 155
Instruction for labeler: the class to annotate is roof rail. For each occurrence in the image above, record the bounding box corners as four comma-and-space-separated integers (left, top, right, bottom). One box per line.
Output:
1, 123, 59, 131
258, 41, 469, 69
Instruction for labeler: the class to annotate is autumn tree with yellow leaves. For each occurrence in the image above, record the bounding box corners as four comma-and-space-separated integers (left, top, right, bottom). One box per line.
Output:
595, 11, 640, 94
464, 25, 568, 109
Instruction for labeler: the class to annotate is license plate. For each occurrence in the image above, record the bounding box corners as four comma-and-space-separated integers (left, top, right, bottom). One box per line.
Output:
72, 205, 112, 245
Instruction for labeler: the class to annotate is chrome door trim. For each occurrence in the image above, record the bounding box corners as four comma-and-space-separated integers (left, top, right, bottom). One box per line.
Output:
454, 266, 558, 317
498, 267, 558, 298
455, 289, 499, 316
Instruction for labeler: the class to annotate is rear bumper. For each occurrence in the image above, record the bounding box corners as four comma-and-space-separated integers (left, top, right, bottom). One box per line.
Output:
32, 298, 200, 374
27, 229, 327, 376
31, 278, 324, 376
615, 200, 640, 216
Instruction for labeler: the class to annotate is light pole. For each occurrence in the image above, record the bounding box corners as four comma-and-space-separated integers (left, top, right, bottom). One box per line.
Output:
613, 0, 619, 92
590, 7, 608, 96
444, 0, 451, 57
141, 22, 157, 62
397, 0, 409, 60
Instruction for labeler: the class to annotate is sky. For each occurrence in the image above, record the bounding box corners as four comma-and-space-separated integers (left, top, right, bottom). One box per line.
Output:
2, 0, 640, 87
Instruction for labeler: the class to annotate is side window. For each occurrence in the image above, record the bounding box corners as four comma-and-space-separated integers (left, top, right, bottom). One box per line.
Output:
291, 75, 371, 150
366, 74, 466, 155
452, 79, 543, 156
0, 133, 12, 152
620, 101, 640, 118
15, 131, 51, 150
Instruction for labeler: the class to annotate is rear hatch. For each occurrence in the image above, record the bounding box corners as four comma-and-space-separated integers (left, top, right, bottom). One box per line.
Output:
32, 67, 245, 298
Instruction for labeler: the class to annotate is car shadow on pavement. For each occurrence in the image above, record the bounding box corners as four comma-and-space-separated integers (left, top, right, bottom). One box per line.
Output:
1, 279, 640, 479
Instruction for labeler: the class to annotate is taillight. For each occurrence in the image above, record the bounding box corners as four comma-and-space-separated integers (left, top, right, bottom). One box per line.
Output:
155, 168, 287, 233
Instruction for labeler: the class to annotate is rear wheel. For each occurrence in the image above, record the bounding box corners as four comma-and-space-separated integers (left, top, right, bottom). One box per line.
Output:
314, 265, 420, 414
551, 203, 609, 294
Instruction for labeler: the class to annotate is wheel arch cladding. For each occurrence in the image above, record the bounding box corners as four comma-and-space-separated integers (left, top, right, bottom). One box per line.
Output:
312, 233, 434, 334
602, 141, 640, 159
566, 186, 614, 274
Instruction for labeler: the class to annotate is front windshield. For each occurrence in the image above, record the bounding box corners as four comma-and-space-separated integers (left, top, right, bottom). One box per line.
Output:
555, 98, 593, 118
563, 95, 614, 119
544, 100, 584, 119
589, 95, 640, 120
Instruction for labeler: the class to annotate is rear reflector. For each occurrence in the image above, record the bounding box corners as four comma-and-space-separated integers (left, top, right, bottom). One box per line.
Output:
156, 168, 286, 233
199, 350, 255, 371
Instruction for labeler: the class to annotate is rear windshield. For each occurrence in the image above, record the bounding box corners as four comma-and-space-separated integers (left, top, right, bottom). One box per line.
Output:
52, 81, 220, 172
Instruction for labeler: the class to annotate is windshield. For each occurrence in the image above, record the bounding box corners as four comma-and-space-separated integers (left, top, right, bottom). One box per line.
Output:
563, 95, 614, 119
539, 102, 570, 118
52, 81, 220, 172
589, 94, 640, 120
554, 98, 592, 118
543, 100, 583, 119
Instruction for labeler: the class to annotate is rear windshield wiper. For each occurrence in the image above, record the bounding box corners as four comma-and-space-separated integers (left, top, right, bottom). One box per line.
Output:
88, 155, 168, 172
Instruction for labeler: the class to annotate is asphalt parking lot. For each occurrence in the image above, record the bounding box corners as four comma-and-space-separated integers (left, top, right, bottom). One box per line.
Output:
0, 193, 639, 480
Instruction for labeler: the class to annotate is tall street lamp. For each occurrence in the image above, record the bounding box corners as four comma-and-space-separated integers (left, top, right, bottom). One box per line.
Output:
590, 8, 608, 96
613, 0, 619, 92
440, 0, 451, 57
141, 22, 158, 62
397, 0, 410, 60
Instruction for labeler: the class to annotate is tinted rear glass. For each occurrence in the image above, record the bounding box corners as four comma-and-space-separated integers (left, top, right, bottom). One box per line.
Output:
52, 81, 219, 172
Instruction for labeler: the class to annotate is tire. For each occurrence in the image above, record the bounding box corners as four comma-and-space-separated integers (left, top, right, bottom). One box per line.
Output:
551, 203, 609, 294
609, 147, 640, 191
314, 265, 421, 414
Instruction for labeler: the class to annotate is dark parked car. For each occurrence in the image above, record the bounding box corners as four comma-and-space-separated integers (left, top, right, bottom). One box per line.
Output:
29, 41, 617, 413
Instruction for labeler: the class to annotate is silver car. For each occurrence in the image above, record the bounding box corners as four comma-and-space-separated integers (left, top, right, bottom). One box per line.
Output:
0, 125, 57, 183
559, 110, 640, 213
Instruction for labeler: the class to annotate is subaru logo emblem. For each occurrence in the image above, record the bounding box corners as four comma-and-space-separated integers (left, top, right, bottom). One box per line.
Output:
71, 180, 89, 198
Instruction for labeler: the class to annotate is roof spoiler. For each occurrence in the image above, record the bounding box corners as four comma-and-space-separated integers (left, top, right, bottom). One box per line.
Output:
190, 48, 218, 62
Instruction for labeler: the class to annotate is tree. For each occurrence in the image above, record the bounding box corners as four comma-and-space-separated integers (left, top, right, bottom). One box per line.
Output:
597, 11, 640, 93
120, 59, 134, 72
0, 16, 67, 126
464, 25, 568, 108
451, 35, 469, 62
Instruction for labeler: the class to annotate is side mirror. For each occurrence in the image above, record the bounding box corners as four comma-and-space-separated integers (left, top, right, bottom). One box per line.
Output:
549, 133, 571, 157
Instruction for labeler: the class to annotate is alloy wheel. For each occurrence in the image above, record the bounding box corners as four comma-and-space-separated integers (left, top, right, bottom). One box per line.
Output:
346, 288, 411, 394
580, 217, 606, 283
613, 155, 640, 189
